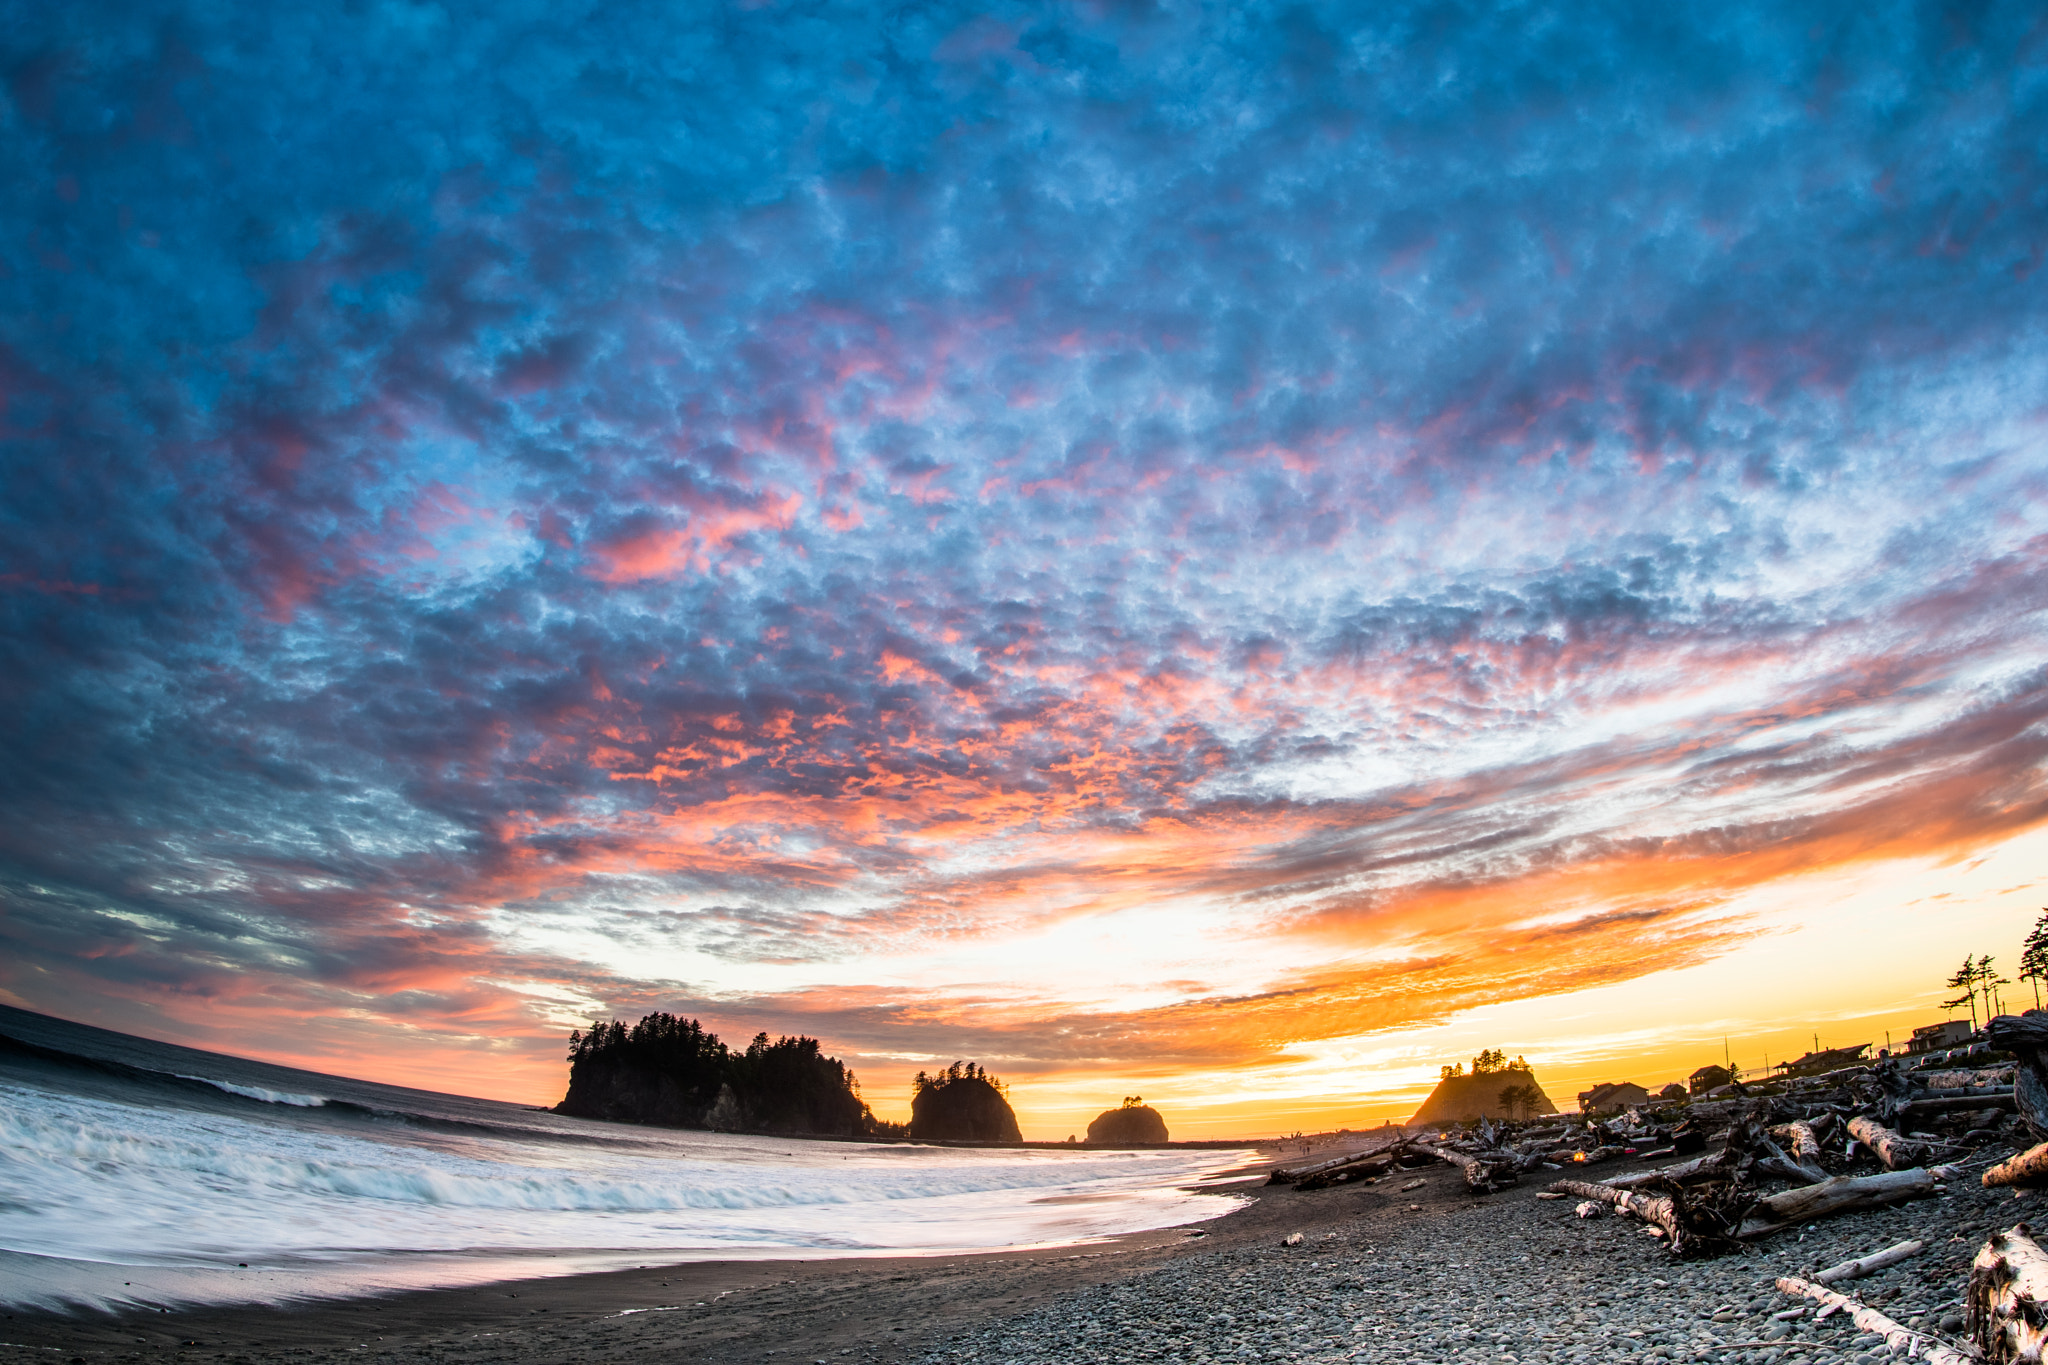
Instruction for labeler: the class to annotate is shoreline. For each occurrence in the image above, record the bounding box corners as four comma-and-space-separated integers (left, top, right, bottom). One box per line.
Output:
7, 1134, 2005, 1365
0, 1139, 1376, 1364
0, 1177, 1281, 1365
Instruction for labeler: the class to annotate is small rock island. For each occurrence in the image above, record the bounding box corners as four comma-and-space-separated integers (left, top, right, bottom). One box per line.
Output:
907, 1061, 1022, 1142
1086, 1095, 1168, 1144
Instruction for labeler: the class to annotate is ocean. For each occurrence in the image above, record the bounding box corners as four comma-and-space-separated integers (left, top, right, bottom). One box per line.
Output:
0, 1005, 1250, 1313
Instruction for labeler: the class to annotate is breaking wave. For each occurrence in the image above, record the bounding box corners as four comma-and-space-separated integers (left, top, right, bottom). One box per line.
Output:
0, 1017, 1252, 1312
175, 1075, 331, 1107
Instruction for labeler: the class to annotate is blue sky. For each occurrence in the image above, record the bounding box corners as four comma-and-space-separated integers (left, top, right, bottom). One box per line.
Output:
3, 1, 2047, 1129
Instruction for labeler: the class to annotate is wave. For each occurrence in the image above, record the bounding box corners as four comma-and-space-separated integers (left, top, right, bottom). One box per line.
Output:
0, 1076, 1247, 1290
175, 1075, 330, 1107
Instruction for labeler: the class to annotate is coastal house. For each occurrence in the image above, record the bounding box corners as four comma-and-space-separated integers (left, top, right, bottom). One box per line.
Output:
1409, 1066, 1559, 1124
1689, 1065, 1733, 1095
1907, 1020, 1974, 1054
1576, 1081, 1650, 1116
1773, 1044, 1870, 1078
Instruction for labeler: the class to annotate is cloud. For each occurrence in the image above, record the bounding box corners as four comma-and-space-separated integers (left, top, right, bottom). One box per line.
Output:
2, 0, 2047, 1102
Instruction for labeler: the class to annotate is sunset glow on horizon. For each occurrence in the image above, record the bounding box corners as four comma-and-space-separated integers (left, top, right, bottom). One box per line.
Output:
4, 2, 2047, 1140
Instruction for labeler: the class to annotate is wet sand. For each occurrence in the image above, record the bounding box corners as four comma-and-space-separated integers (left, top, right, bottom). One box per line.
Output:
0, 1141, 1403, 1365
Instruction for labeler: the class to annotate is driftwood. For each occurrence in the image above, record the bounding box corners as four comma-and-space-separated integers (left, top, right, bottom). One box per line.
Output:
1902, 1091, 2018, 1119
1294, 1152, 1394, 1191
1268, 1138, 1409, 1186
1988, 1014, 2048, 1138
1753, 1127, 1827, 1185
1437, 1146, 1516, 1192
1847, 1114, 1927, 1170
1969, 1224, 2048, 1363
1985, 1142, 2048, 1189
1769, 1120, 1825, 1171
1739, 1168, 1942, 1238
1550, 1178, 1683, 1245
1776, 1276, 1975, 1365
1812, 1238, 1925, 1283
1605, 1151, 1733, 1190
1918, 1067, 2015, 1089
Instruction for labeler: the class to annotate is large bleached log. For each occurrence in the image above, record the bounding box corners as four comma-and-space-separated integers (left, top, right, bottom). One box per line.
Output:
1268, 1138, 1409, 1185
1985, 1142, 2048, 1189
1753, 1128, 1827, 1185
1739, 1168, 1942, 1238
1847, 1115, 1927, 1170
1437, 1146, 1515, 1192
1549, 1178, 1682, 1245
1916, 1067, 2015, 1089
1604, 1151, 1734, 1190
1293, 1153, 1396, 1191
1988, 1014, 2048, 1139
1901, 1091, 2017, 1119
1969, 1225, 2048, 1363
1776, 1276, 1975, 1365
1769, 1121, 1825, 1170
1812, 1238, 1925, 1284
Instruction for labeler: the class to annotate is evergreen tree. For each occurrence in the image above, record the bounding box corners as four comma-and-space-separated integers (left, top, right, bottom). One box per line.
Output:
2023, 909, 2048, 1010
1946, 957, 1981, 1029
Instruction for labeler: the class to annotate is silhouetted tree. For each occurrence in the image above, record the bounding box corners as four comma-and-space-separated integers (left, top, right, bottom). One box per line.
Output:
2022, 910, 2048, 1010
559, 1014, 884, 1137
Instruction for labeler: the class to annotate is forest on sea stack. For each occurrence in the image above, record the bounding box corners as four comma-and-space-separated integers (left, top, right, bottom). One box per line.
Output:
555, 1013, 904, 1137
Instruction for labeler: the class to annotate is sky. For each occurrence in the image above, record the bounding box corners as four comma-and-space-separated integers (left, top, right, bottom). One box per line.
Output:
3, 1, 2048, 1139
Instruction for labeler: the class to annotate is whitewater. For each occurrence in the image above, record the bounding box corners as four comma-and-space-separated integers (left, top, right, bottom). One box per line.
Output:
0, 1006, 1251, 1312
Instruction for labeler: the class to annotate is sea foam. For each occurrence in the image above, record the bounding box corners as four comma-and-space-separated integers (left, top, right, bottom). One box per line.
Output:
0, 1077, 1249, 1309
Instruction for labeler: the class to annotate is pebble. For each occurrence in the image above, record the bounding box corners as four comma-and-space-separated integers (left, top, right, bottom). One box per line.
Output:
913, 1163, 2015, 1364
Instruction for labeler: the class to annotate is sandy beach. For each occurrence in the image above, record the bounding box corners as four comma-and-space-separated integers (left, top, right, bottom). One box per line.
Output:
2, 1137, 2023, 1365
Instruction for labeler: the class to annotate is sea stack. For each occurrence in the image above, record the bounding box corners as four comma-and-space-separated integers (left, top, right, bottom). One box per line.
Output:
907, 1062, 1021, 1142
1086, 1097, 1167, 1144
1409, 1057, 1559, 1125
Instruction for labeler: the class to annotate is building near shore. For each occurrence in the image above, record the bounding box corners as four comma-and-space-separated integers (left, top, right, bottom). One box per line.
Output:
1907, 1020, 1974, 1054
1689, 1064, 1733, 1095
1577, 1081, 1650, 1116
1773, 1044, 1870, 1078
1409, 1066, 1559, 1124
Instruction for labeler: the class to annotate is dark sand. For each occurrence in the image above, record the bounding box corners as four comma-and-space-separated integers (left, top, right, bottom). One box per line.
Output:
0, 1141, 1437, 1365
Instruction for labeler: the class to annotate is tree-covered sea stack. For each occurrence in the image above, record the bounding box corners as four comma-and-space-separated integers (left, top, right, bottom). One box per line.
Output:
555, 1013, 883, 1137
1087, 1096, 1168, 1144
907, 1062, 1021, 1142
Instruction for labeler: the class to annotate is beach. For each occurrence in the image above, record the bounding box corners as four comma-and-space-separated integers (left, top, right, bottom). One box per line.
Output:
2, 1140, 2012, 1365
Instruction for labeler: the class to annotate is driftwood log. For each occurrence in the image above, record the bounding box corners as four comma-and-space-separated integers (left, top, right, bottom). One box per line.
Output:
1776, 1276, 1975, 1365
1294, 1152, 1395, 1191
1812, 1238, 1925, 1284
1918, 1067, 2015, 1089
1605, 1151, 1734, 1190
1847, 1114, 1927, 1170
1769, 1121, 1825, 1171
1985, 1142, 2048, 1190
1988, 1013, 2048, 1139
1437, 1146, 1516, 1192
1739, 1168, 1942, 1238
1901, 1092, 2017, 1123
1550, 1178, 1683, 1245
1968, 1224, 2048, 1363
1268, 1139, 1408, 1185
1753, 1127, 1827, 1185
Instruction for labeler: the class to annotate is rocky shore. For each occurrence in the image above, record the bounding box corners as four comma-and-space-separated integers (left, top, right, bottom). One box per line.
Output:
918, 1158, 2018, 1365
0, 1144, 2024, 1365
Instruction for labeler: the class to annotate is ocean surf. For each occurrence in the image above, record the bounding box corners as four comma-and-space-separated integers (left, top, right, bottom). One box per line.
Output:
0, 1006, 1250, 1312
